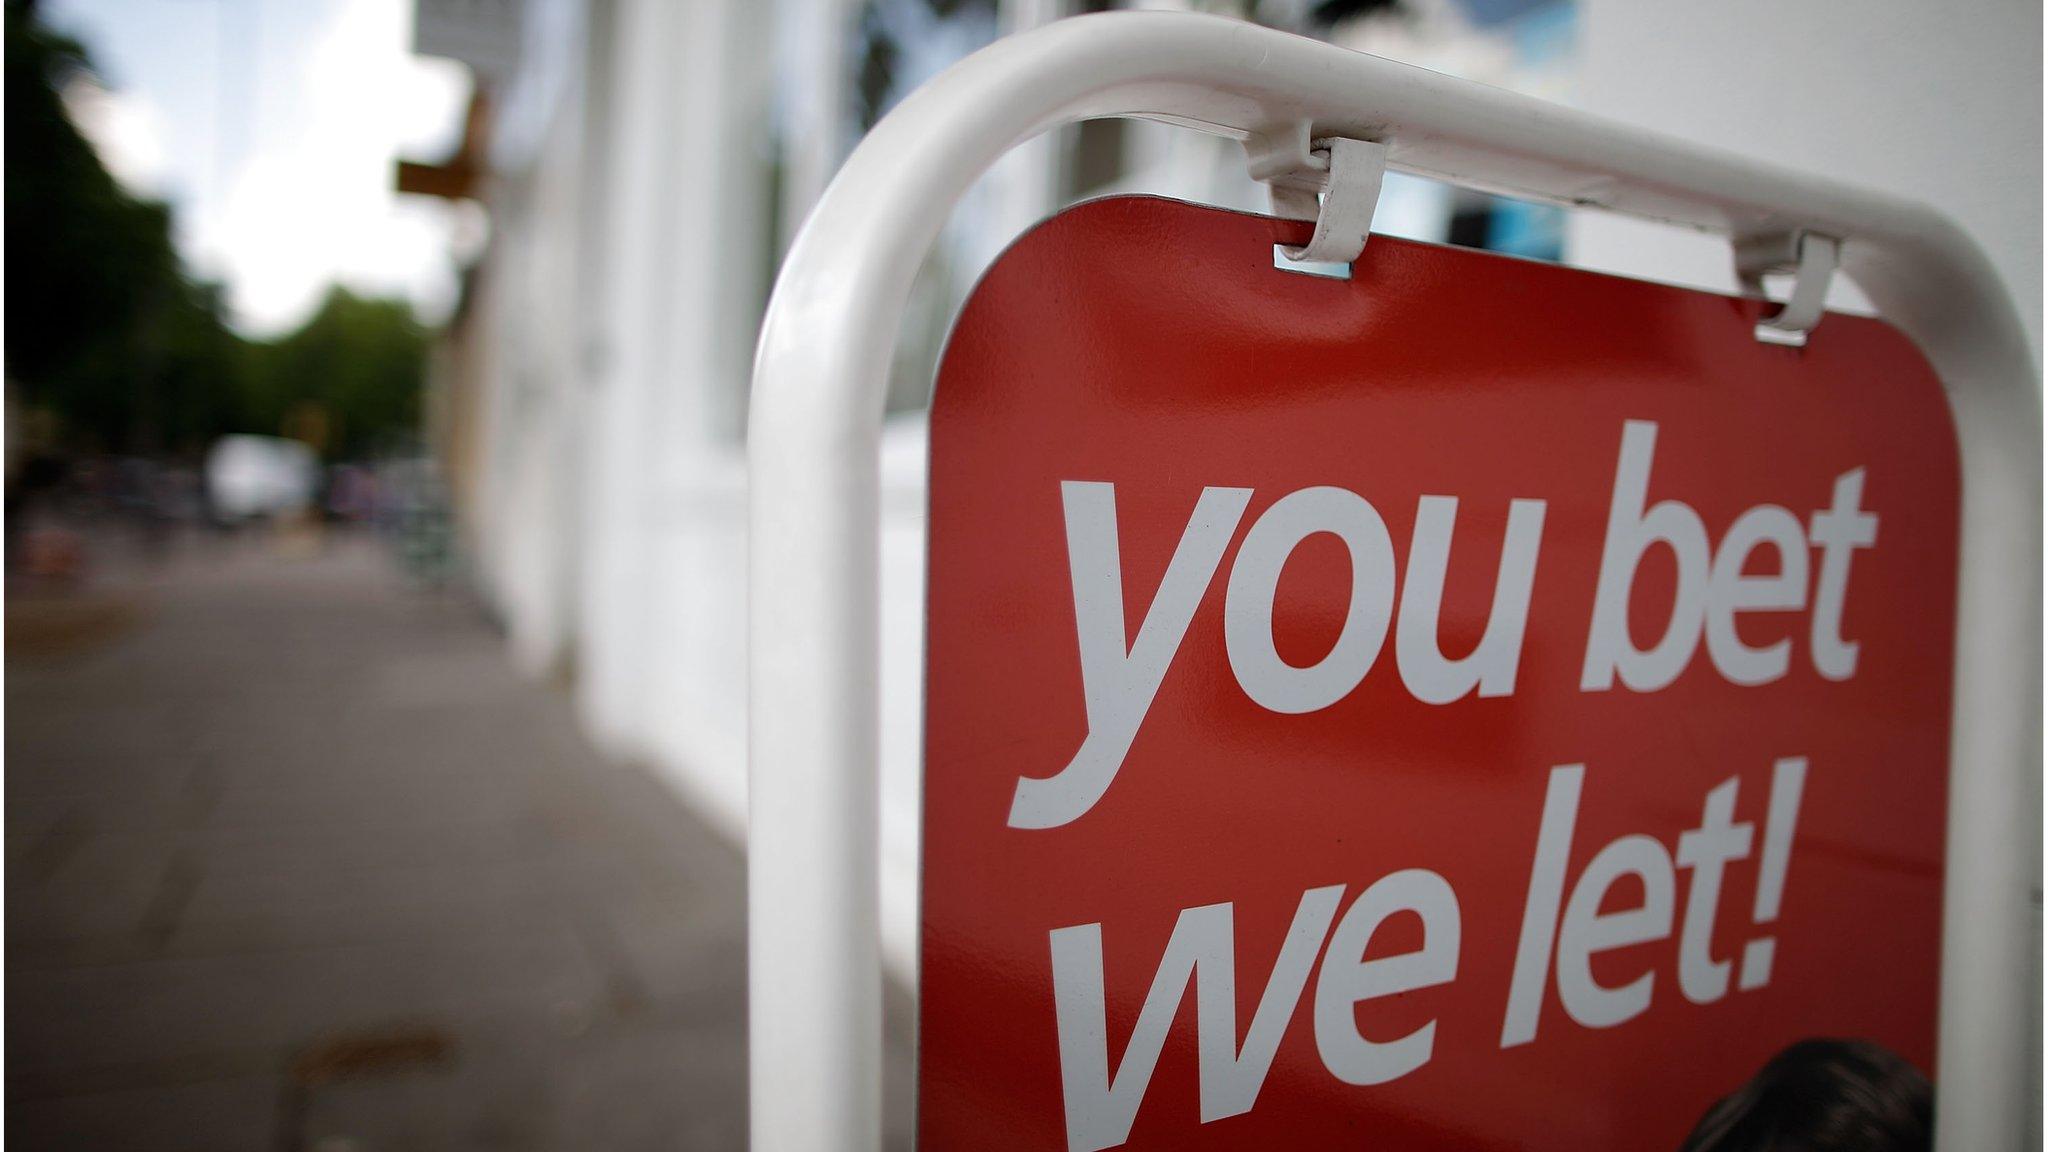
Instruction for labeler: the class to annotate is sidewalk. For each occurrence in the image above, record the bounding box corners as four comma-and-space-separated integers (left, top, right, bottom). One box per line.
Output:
6, 532, 796, 1149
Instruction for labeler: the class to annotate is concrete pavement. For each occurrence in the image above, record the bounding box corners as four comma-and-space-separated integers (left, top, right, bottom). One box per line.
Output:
6, 531, 902, 1150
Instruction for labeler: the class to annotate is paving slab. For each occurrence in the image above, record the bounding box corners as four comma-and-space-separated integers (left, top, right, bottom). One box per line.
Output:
6, 532, 910, 1149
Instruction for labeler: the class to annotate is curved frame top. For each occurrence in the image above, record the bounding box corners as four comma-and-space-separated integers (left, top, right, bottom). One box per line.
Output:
747, 12, 2040, 1150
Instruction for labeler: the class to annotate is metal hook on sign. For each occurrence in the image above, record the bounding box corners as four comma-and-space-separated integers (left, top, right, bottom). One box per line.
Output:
1244, 125, 1388, 265
1735, 230, 1840, 347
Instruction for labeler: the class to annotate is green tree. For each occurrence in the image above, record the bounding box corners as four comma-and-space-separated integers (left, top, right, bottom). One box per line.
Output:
6, 1, 429, 461
250, 287, 427, 459
5, 0, 250, 455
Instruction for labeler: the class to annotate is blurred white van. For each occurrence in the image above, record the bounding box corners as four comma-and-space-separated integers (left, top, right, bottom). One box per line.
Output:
205, 435, 319, 523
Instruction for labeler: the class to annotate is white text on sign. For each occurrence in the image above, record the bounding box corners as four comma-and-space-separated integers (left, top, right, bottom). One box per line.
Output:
1008, 419, 1875, 830
1049, 757, 1809, 1152
1016, 416, 1864, 1150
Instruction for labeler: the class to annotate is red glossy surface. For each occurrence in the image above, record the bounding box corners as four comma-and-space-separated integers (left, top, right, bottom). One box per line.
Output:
921, 196, 1957, 1150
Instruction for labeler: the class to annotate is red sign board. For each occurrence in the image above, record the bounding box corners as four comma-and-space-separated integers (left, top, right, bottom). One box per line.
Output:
920, 196, 1957, 1150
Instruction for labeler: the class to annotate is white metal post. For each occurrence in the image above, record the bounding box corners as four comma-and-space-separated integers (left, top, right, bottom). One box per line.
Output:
747, 12, 2040, 1149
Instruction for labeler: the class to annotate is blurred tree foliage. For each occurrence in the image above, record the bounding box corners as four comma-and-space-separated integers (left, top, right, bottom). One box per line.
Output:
249, 288, 430, 458
5, 0, 428, 460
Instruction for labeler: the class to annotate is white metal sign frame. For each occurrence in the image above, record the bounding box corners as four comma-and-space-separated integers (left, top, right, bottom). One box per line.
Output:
747, 12, 2040, 1150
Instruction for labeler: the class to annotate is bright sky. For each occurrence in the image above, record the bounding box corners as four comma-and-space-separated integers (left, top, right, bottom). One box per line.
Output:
45, 0, 476, 337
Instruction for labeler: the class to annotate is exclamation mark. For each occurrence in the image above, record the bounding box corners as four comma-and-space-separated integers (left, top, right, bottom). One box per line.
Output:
1739, 756, 1808, 991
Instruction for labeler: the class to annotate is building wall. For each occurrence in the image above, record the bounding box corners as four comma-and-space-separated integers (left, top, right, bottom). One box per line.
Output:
1567, 0, 2042, 366
571, 0, 770, 789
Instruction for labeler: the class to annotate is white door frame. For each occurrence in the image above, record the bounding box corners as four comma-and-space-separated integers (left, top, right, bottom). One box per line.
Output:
747, 12, 2040, 1150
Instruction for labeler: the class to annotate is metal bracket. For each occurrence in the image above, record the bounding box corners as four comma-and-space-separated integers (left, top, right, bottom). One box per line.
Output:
1735, 229, 1840, 347
1245, 124, 1388, 265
